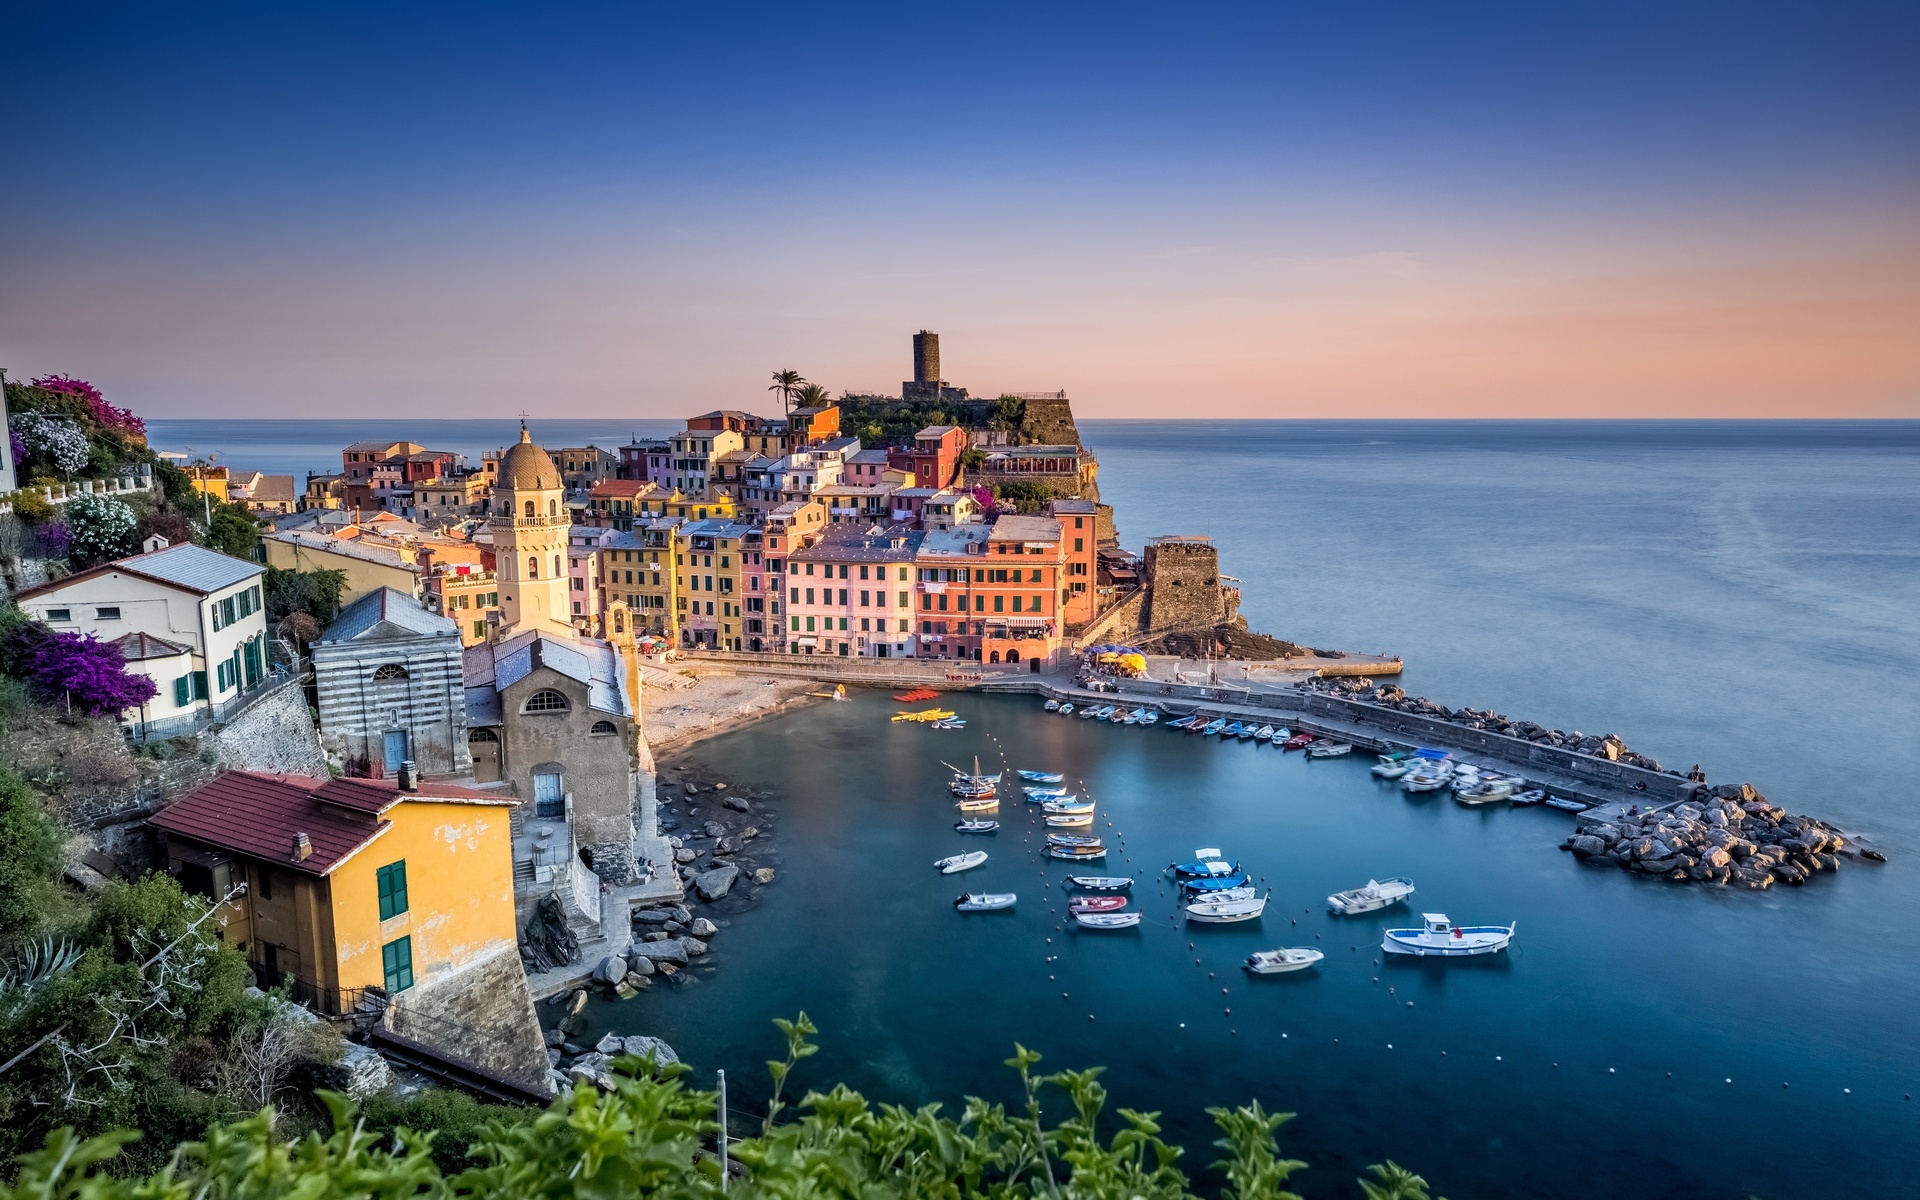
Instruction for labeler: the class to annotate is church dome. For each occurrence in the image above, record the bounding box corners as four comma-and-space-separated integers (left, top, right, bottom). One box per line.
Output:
499, 426, 562, 492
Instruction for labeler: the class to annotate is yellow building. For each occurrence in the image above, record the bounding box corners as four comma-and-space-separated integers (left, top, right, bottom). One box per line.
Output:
184, 464, 231, 503
263, 528, 422, 603
632, 488, 737, 522
150, 771, 518, 1013
601, 518, 681, 638
427, 566, 501, 645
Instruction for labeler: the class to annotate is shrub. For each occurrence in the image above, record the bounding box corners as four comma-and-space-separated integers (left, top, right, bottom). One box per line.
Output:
28, 375, 146, 440
205, 501, 260, 560
9, 413, 90, 478
1, 624, 158, 717
7, 490, 55, 523
62, 493, 136, 565
34, 522, 72, 559
0, 768, 62, 950
135, 508, 193, 549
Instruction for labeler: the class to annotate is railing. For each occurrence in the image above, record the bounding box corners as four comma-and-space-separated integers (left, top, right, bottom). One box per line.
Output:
123, 669, 299, 744
256, 966, 377, 1017
0, 473, 156, 516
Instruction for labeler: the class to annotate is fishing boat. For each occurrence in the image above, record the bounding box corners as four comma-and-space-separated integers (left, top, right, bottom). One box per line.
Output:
1308, 742, 1354, 758
1046, 813, 1094, 828
1544, 796, 1590, 812
1170, 854, 1239, 878
1041, 800, 1094, 815
1456, 779, 1514, 805
1042, 699, 1060, 712
1253, 724, 1275, 740
1509, 788, 1547, 806
1282, 732, 1313, 751
935, 851, 988, 874
1269, 727, 1289, 745
1381, 913, 1515, 957
1067, 876, 1133, 891
1221, 722, 1245, 738
1078, 705, 1100, 719
1238, 723, 1260, 740
954, 893, 1017, 912
947, 757, 999, 798
1244, 947, 1324, 974
954, 819, 1001, 833
1046, 833, 1103, 847
1182, 873, 1251, 893
1068, 895, 1128, 914
1017, 770, 1065, 783
1186, 889, 1270, 923
1058, 703, 1074, 716
1141, 711, 1159, 726
1046, 844, 1107, 861
1024, 788, 1070, 802
1327, 877, 1416, 915
1075, 912, 1143, 930
1202, 718, 1227, 736
955, 796, 1000, 812
1098, 705, 1118, 720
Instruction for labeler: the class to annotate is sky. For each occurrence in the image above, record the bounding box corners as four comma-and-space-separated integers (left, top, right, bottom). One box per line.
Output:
2, 1, 1916, 420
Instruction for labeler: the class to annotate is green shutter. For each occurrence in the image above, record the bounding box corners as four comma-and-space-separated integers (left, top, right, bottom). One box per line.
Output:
174, 676, 190, 706
381, 936, 414, 993
191, 671, 208, 700
376, 861, 408, 920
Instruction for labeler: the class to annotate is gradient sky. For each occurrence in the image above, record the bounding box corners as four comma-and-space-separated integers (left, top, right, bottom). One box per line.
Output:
2, 1, 1916, 419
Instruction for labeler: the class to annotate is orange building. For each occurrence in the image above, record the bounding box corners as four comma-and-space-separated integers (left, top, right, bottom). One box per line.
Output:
973, 515, 1067, 670
1046, 498, 1100, 628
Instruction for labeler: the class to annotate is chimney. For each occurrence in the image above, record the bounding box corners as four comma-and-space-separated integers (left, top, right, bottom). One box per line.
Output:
397, 760, 418, 792
292, 832, 312, 862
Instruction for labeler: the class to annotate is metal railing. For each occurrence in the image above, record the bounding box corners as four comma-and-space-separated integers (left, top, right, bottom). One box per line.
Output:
123, 669, 299, 744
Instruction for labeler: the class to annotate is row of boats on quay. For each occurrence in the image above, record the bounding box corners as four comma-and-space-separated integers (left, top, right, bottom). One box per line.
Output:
1043, 699, 1161, 726
1041, 698, 1355, 754
1370, 749, 1588, 811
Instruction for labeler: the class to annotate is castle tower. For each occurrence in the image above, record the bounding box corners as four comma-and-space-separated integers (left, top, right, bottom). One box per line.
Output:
1142, 536, 1229, 633
491, 425, 574, 638
912, 330, 940, 385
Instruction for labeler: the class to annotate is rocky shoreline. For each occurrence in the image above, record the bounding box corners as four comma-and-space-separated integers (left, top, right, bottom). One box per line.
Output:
1562, 784, 1883, 889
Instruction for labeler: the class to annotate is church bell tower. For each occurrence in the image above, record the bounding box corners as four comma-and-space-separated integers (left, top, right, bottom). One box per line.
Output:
491, 424, 574, 638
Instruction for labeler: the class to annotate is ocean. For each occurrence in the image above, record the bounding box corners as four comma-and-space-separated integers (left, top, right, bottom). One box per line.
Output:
152, 418, 1920, 1197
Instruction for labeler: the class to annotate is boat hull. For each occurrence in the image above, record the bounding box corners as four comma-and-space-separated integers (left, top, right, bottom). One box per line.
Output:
1046, 847, 1106, 861
1075, 912, 1143, 929
1244, 949, 1324, 974
1381, 926, 1514, 956
1067, 876, 1132, 891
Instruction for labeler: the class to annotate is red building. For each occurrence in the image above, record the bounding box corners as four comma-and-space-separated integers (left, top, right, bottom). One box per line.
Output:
1046, 498, 1100, 627
888, 425, 966, 489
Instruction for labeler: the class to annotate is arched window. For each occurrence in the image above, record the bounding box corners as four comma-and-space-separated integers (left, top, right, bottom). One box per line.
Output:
548, 499, 558, 517
524, 499, 535, 518
613, 612, 625, 633
1007, 648, 1021, 663
527, 557, 539, 578
467, 727, 499, 743
590, 720, 617, 735
523, 689, 569, 713
371, 663, 408, 681
553, 555, 562, 577
989, 650, 1001, 663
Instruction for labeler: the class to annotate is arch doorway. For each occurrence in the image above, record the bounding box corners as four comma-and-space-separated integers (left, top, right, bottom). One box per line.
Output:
1007, 648, 1021, 663
468, 727, 501, 783
989, 650, 1001, 663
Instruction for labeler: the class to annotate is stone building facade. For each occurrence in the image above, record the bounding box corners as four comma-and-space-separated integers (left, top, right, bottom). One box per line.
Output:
312, 588, 470, 777
1141, 536, 1241, 633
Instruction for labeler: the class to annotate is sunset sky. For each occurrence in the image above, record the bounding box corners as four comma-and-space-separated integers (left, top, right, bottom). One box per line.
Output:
2, 2, 1916, 419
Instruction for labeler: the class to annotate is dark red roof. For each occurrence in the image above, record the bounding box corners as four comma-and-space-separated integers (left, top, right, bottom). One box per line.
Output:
149, 771, 511, 876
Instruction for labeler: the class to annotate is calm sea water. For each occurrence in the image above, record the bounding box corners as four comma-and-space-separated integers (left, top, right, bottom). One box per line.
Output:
157, 418, 1920, 1197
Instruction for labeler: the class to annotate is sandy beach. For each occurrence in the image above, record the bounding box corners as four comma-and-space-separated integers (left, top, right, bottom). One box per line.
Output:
639, 667, 827, 754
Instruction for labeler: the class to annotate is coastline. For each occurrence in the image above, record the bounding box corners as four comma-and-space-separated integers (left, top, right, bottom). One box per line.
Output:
640, 670, 831, 757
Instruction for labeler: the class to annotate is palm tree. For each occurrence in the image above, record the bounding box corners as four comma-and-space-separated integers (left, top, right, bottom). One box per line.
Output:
769, 369, 805, 420
793, 382, 832, 410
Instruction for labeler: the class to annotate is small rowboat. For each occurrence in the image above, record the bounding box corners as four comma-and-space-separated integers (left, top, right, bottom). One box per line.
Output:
893, 688, 940, 702
1046, 845, 1107, 860
1046, 813, 1094, 827
1023, 786, 1070, 799
1186, 889, 1270, 923
1308, 742, 1353, 758
1068, 895, 1128, 914
1327, 877, 1415, 915
1509, 789, 1547, 806
1371, 757, 1414, 778
1270, 727, 1289, 745
1201, 719, 1227, 736
1183, 873, 1251, 893
1244, 948, 1324, 974
1075, 912, 1143, 930
1042, 800, 1093, 815
935, 851, 988, 874
1058, 703, 1074, 715
1253, 725, 1275, 740
1171, 857, 1239, 878
1067, 876, 1132, 891
1282, 733, 1313, 750
1017, 770, 1065, 783
955, 797, 1000, 812
1042, 699, 1060, 712
1382, 913, 1514, 957
1047, 833, 1103, 847
954, 893, 1017, 912
1544, 796, 1589, 812
954, 819, 1000, 833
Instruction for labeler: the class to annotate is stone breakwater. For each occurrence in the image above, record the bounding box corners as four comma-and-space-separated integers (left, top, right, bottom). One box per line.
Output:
1306, 676, 1675, 774
1563, 785, 1884, 889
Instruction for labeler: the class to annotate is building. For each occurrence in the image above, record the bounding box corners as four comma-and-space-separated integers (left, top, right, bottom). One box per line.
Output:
971, 515, 1067, 669
231, 471, 298, 515
312, 588, 470, 777
490, 425, 574, 639
426, 566, 499, 645
616, 436, 671, 482
264, 527, 423, 603
895, 425, 967, 489
921, 488, 982, 531
757, 500, 823, 652
587, 480, 664, 531
912, 524, 990, 661
111, 631, 199, 739
709, 449, 770, 501
1141, 535, 1239, 633
786, 524, 923, 657
183, 465, 231, 504
974, 444, 1099, 504
0, 373, 14, 492
1046, 498, 1100, 627
417, 472, 490, 520
147, 770, 546, 1089
674, 519, 752, 650
665, 428, 744, 496
567, 525, 618, 633
13, 542, 270, 733
342, 441, 425, 481
814, 482, 900, 525
549, 446, 617, 493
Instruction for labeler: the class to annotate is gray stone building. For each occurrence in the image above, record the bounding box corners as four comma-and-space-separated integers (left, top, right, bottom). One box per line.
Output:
312, 588, 470, 777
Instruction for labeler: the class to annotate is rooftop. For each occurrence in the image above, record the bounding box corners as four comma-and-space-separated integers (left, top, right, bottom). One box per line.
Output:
988, 515, 1064, 543
318, 587, 457, 644
790, 524, 924, 562
111, 631, 192, 661
465, 628, 633, 719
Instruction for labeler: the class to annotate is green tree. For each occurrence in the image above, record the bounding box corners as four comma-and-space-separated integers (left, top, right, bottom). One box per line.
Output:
264, 566, 348, 625
0, 769, 62, 951
205, 501, 261, 560
768, 369, 805, 419
792, 382, 832, 410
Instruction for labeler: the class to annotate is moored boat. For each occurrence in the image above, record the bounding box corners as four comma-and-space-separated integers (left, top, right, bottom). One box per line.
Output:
1382, 913, 1514, 956
1371, 756, 1414, 778
1068, 895, 1128, 914
954, 819, 1000, 833
1141, 711, 1160, 726
955, 796, 1000, 812
935, 851, 988, 874
1041, 800, 1093, 814
1046, 833, 1103, 847
1327, 876, 1416, 915
1182, 873, 1251, 893
1075, 912, 1143, 929
1171, 855, 1239, 878
1046, 812, 1094, 827
954, 893, 1017, 911
1282, 733, 1313, 750
1046, 845, 1107, 861
1186, 889, 1270, 923
1254, 724, 1275, 740
1024, 786, 1070, 800
1270, 726, 1289, 745
1308, 741, 1354, 758
1067, 875, 1133, 891
1509, 788, 1547, 806
1042, 699, 1060, 712
1244, 947, 1324, 974
1202, 718, 1227, 736
1017, 770, 1065, 783
1456, 779, 1514, 805
1058, 703, 1074, 716
1544, 795, 1589, 812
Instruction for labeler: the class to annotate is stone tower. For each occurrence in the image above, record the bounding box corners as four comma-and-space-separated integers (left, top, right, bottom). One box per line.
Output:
912, 330, 940, 386
1142, 536, 1234, 633
492, 425, 574, 638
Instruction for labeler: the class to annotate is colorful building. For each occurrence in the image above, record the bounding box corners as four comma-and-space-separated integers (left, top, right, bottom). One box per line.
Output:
1046, 498, 1100, 627
912, 524, 990, 661
786, 524, 923, 657
973, 515, 1067, 669
426, 566, 500, 645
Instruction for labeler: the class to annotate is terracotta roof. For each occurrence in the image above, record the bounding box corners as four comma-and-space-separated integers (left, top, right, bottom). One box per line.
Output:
149, 771, 512, 876
111, 631, 193, 662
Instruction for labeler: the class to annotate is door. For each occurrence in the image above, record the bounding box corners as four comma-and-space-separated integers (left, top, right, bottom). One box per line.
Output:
533, 771, 564, 819
468, 729, 500, 784
382, 730, 409, 773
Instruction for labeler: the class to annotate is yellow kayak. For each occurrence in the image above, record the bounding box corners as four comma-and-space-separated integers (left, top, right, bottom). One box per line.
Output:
891, 708, 958, 722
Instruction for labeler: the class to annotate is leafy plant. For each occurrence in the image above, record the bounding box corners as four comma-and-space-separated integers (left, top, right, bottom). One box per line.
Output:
7, 491, 54, 524
61, 493, 137, 565
0, 623, 158, 716
205, 501, 261, 559
9, 414, 90, 478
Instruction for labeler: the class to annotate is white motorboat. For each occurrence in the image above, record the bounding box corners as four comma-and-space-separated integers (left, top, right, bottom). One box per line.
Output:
1509, 788, 1547, 806
1448, 767, 1483, 792
954, 819, 1000, 833
955, 796, 1000, 812
1244, 948, 1324, 974
1076, 912, 1143, 930
1067, 876, 1133, 891
1401, 763, 1454, 793
1381, 913, 1514, 957
1327, 877, 1416, 915
1455, 779, 1514, 805
1042, 699, 1060, 712
954, 893, 1017, 911
936, 851, 988, 874
1185, 889, 1270, 924
1046, 812, 1094, 827
1308, 741, 1354, 758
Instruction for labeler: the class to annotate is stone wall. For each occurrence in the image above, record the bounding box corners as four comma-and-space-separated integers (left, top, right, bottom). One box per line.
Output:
1141, 539, 1227, 632
386, 943, 550, 1093
495, 664, 639, 885
1019, 395, 1082, 448
313, 635, 469, 776
211, 676, 329, 777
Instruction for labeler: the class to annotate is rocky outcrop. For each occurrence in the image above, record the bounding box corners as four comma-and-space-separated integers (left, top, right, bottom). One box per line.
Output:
1562, 786, 1865, 889
691, 864, 739, 901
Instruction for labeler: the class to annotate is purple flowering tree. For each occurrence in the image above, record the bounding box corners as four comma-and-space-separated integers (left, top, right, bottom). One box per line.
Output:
5, 626, 158, 717
30, 374, 146, 439
35, 522, 73, 559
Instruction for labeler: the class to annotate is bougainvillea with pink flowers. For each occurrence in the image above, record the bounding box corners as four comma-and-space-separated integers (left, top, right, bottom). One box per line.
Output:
0, 624, 158, 716
30, 374, 146, 438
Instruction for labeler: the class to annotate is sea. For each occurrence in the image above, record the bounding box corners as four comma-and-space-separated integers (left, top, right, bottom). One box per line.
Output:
149, 418, 1920, 1198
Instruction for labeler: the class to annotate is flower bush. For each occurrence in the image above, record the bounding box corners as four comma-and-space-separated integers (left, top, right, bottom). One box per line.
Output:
0, 624, 157, 717
29, 375, 145, 439
9, 413, 90, 477
33, 522, 71, 559
62, 493, 137, 566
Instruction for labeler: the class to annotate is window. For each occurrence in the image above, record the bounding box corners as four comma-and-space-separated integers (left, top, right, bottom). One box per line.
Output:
376, 861, 409, 920
221, 596, 238, 626
45, 608, 71, 622
95, 606, 121, 620
173, 675, 191, 706
473, 620, 487, 639
590, 720, 617, 735
898, 591, 908, 608
527, 557, 539, 578
523, 689, 570, 713
382, 936, 414, 993
372, 663, 408, 681
216, 661, 232, 691
993, 596, 1005, 613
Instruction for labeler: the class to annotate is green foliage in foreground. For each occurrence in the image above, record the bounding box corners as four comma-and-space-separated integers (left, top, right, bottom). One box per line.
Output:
1, 1016, 1445, 1200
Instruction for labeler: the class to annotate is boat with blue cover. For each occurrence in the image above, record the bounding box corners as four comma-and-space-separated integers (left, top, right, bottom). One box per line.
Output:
1171, 853, 1239, 878
1202, 718, 1227, 736
1183, 873, 1251, 893
1017, 770, 1065, 783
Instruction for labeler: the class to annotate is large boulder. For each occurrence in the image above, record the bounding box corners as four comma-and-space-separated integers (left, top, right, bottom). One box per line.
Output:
634, 939, 689, 966
596, 1032, 624, 1054
621, 1035, 680, 1065
1699, 847, 1732, 870
723, 796, 750, 812
633, 908, 675, 926
689, 917, 719, 937
624, 952, 657, 976
703, 821, 728, 838
1569, 835, 1608, 859
567, 1052, 616, 1090
681, 937, 708, 956
593, 956, 624, 985
692, 864, 740, 901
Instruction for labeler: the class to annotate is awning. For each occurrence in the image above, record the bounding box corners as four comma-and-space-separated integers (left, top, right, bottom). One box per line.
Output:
793, 637, 818, 647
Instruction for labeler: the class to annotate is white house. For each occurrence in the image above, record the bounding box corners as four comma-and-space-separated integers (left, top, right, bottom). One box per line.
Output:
13, 541, 271, 734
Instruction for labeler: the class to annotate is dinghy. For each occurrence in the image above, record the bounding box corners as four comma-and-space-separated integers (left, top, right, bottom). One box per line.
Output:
1455, 779, 1514, 805
1017, 770, 1065, 783
1381, 913, 1514, 957
1041, 800, 1094, 814
1197, 884, 1258, 902
1327, 877, 1416, 915
1046, 844, 1107, 860
955, 796, 1000, 812
1141, 711, 1160, 726
1308, 742, 1354, 758
954, 819, 1000, 833
1068, 895, 1128, 914
1042, 700, 1060, 712
1182, 873, 1251, 893
1058, 703, 1074, 716
1066, 876, 1133, 891
1254, 725, 1275, 740
1186, 889, 1270, 923
1244, 947, 1324, 975
1269, 727, 1289, 745
1170, 857, 1239, 878
1046, 812, 1094, 828
1544, 796, 1589, 812
935, 851, 988, 874
1075, 912, 1143, 930
1509, 789, 1547, 806
1202, 718, 1227, 736
1371, 757, 1415, 779
954, 893, 1017, 912
1046, 833, 1103, 847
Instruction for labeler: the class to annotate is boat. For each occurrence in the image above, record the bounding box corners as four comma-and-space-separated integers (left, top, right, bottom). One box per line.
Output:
1068, 895, 1128, 914
1239, 723, 1260, 740
1401, 762, 1454, 793
893, 688, 940, 702
1282, 733, 1314, 751
1141, 711, 1160, 726
947, 757, 999, 798
955, 796, 1000, 812
935, 851, 988, 874
1327, 877, 1416, 915
1381, 913, 1515, 957
1371, 757, 1415, 779
1270, 727, 1289, 745
1098, 705, 1118, 720
1448, 767, 1483, 792
1253, 725, 1275, 740
1544, 796, 1590, 812
1186, 889, 1270, 923
954, 893, 1017, 912
1244, 947, 1325, 974
1075, 912, 1143, 930
1046, 813, 1094, 828
1078, 704, 1100, 718
1041, 800, 1094, 814
1067, 876, 1133, 892
1456, 779, 1514, 805
1221, 722, 1245, 738
1042, 699, 1060, 712
1171, 855, 1239, 878
892, 708, 957, 723
1046, 845, 1107, 860
1510, 789, 1547, 806
929, 719, 966, 730
1047, 833, 1103, 847
1182, 873, 1251, 893
1202, 718, 1227, 736
954, 819, 1001, 833
1197, 884, 1258, 902
1017, 770, 1065, 783
1308, 742, 1354, 758
1023, 785, 1070, 799
1058, 703, 1074, 716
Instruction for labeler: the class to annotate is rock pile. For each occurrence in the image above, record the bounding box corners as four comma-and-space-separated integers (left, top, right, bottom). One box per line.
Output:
1303, 677, 1672, 773
540, 1026, 682, 1094
1562, 785, 1869, 888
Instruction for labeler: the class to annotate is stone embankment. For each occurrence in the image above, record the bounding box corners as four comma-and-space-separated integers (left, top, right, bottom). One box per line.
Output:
1563, 784, 1882, 889
1305, 676, 1675, 774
